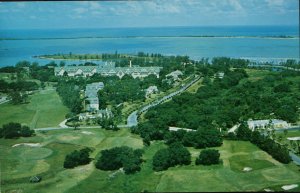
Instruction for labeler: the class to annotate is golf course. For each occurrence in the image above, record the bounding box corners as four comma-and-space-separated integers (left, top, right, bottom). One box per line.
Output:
0, 87, 69, 129
1, 125, 300, 192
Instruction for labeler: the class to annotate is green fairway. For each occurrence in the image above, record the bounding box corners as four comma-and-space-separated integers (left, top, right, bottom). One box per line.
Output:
0, 88, 69, 128
0, 128, 144, 193
1, 129, 300, 193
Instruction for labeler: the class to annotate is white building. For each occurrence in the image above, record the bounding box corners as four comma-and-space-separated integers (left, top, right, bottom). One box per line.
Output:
214, 72, 225, 79
247, 119, 290, 130
54, 61, 162, 79
228, 119, 291, 133
166, 70, 183, 81
85, 82, 104, 111
145, 86, 158, 97
169, 126, 194, 132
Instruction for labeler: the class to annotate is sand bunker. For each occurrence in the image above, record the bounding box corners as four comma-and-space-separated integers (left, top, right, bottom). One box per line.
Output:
12, 143, 41, 148
287, 137, 300, 141
58, 135, 80, 141
264, 189, 273, 192
81, 131, 93, 135
281, 184, 298, 190
243, 167, 252, 172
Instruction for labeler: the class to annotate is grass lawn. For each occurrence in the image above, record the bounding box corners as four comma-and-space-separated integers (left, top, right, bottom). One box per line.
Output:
1, 129, 300, 193
242, 68, 273, 82
156, 140, 300, 192
185, 78, 203, 93
0, 88, 69, 128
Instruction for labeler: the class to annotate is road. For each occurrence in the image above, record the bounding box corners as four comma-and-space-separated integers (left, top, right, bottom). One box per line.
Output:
126, 111, 138, 127
126, 75, 201, 127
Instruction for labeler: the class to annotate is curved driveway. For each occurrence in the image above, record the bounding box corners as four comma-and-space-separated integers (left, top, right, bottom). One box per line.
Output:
126, 75, 201, 127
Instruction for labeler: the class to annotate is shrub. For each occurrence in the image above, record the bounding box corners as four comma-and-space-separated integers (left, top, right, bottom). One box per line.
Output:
0, 122, 34, 138
196, 149, 221, 165
64, 148, 92, 169
152, 142, 191, 171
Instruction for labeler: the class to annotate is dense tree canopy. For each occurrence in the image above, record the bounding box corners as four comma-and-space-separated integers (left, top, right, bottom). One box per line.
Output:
95, 146, 143, 174
152, 142, 191, 171
97, 117, 119, 131
196, 149, 221, 165
56, 79, 84, 114
236, 122, 252, 141
64, 148, 92, 168
137, 65, 299, 142
0, 80, 39, 93
0, 122, 34, 138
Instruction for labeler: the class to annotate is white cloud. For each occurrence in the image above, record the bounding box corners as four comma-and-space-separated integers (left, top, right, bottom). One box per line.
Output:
228, 0, 244, 11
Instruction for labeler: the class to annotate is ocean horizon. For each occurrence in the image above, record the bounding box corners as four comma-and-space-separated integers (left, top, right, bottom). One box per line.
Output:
0, 26, 299, 67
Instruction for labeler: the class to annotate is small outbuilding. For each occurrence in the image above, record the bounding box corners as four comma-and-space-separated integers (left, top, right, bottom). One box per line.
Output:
29, 176, 42, 183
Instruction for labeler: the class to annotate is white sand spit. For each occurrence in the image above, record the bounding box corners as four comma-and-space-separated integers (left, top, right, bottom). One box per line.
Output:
81, 131, 93, 135
12, 143, 41, 147
243, 167, 252, 172
281, 184, 298, 190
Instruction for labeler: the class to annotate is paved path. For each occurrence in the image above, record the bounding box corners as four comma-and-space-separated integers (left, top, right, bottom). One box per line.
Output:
289, 152, 300, 165
126, 111, 138, 127
59, 119, 69, 128
34, 127, 71, 131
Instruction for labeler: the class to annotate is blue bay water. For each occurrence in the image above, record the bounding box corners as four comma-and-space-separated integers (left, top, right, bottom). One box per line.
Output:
0, 26, 299, 67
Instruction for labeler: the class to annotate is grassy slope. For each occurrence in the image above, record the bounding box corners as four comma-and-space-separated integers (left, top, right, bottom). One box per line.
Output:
0, 88, 69, 128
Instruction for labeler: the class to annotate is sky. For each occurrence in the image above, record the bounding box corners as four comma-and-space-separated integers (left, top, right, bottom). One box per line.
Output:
0, 0, 299, 29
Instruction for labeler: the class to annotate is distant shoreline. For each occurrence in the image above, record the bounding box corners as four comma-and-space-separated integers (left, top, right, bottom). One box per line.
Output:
0, 35, 298, 41
36, 56, 105, 61
34, 54, 300, 63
